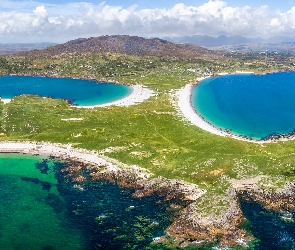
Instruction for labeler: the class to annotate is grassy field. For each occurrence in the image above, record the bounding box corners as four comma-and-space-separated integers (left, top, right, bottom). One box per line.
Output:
1, 52, 295, 216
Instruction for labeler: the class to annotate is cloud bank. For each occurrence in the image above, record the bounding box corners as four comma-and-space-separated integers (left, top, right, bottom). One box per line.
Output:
0, 0, 295, 43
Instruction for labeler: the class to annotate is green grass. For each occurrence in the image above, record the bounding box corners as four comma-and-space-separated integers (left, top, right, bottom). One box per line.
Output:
2, 93, 295, 188
1, 52, 295, 216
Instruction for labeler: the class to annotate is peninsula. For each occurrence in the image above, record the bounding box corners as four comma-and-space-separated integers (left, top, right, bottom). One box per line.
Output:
1, 35, 295, 248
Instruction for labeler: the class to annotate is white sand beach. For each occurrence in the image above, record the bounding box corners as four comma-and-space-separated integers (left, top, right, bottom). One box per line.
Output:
1, 98, 11, 104
174, 83, 268, 143
0, 141, 118, 168
77, 84, 155, 108
0, 84, 154, 108
176, 84, 228, 137
175, 80, 295, 143
0, 141, 153, 176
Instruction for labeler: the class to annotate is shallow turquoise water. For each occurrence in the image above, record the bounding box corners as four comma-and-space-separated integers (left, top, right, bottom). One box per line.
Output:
191, 72, 295, 140
0, 154, 86, 250
0, 154, 175, 250
0, 75, 131, 106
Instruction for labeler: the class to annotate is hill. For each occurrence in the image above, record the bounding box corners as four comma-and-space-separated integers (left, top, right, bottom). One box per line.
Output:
23, 35, 220, 59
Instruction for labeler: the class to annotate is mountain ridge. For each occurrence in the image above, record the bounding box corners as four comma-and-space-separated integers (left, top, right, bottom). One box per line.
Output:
165, 35, 295, 47
21, 35, 220, 59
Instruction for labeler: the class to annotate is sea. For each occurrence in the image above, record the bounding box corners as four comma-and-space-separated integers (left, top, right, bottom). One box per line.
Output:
191, 72, 295, 140
0, 75, 131, 106
240, 194, 295, 250
1, 154, 295, 250
0, 153, 175, 250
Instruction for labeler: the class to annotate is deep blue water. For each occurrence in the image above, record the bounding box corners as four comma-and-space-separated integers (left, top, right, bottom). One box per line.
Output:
191, 72, 295, 140
239, 194, 295, 250
0, 75, 131, 106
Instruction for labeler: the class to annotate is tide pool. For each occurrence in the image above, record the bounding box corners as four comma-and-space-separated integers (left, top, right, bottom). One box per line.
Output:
0, 75, 131, 106
191, 72, 295, 140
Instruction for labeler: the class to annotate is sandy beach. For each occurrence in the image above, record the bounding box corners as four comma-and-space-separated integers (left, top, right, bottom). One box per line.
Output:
0, 84, 155, 108
176, 84, 228, 137
176, 74, 295, 144
0, 141, 126, 172
1, 98, 11, 104
0, 140, 202, 199
174, 83, 267, 143
77, 84, 155, 108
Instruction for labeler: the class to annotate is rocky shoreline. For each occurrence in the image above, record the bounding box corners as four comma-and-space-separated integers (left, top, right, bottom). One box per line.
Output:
0, 141, 294, 248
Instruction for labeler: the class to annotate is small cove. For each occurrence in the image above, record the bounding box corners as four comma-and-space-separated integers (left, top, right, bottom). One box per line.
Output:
0, 75, 131, 106
191, 72, 295, 140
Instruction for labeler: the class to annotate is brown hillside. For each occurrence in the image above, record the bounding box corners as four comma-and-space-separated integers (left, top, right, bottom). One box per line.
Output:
25, 35, 220, 59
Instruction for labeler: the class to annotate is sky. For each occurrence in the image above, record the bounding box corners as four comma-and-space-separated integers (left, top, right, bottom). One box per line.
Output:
1, 0, 295, 43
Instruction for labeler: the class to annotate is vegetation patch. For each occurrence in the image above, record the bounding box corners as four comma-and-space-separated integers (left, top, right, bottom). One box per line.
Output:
1, 37, 295, 247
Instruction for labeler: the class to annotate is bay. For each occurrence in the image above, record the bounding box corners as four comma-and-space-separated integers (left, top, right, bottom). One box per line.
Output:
191, 72, 295, 140
0, 75, 131, 106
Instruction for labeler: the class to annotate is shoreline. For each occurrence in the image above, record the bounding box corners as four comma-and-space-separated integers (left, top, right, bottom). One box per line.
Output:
175, 83, 261, 143
0, 74, 155, 107
0, 141, 127, 173
175, 71, 295, 144
76, 84, 155, 108
0, 141, 204, 200
0, 85, 154, 107
0, 141, 292, 248
0, 140, 247, 247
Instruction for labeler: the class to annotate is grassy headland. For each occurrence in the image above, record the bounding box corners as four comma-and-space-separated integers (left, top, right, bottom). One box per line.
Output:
1, 35, 295, 247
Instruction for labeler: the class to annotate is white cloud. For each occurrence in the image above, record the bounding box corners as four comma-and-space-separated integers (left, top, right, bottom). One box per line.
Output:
1, 0, 295, 42
32, 6, 48, 27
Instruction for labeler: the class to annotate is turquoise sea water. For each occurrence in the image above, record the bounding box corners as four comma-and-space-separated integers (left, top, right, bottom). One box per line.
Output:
2, 154, 295, 249
0, 75, 131, 106
0, 154, 175, 250
191, 72, 295, 140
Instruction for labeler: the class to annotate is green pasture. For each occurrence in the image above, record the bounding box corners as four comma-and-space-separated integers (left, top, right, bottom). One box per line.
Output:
0, 52, 295, 215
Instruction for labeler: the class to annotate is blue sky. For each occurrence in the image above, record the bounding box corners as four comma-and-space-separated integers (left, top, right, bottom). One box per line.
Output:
115, 0, 295, 11
1, 0, 295, 43
2, 0, 295, 11
23, 0, 295, 11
